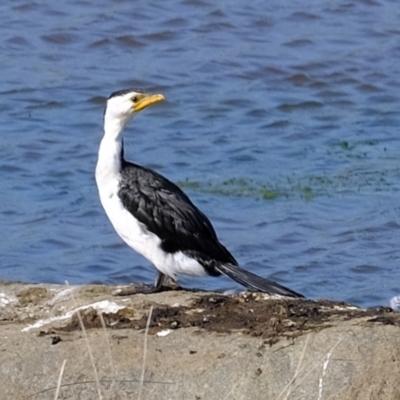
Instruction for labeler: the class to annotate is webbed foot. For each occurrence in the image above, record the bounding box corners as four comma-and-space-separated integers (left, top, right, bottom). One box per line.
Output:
113, 272, 181, 296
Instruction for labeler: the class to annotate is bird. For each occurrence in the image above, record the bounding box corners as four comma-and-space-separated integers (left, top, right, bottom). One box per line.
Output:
95, 88, 304, 298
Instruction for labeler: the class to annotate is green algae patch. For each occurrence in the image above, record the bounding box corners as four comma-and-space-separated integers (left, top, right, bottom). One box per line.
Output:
178, 177, 295, 200
260, 187, 279, 200
177, 162, 400, 201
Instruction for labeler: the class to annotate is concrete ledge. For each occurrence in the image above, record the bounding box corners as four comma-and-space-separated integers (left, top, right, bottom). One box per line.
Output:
0, 281, 399, 399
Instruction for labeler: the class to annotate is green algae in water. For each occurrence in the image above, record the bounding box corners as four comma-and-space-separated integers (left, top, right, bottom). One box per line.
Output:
177, 163, 400, 201
301, 186, 314, 200
259, 188, 279, 200
178, 177, 294, 200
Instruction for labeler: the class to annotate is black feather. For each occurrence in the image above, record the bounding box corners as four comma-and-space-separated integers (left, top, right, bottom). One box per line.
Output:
118, 160, 237, 275
108, 88, 144, 99
117, 159, 303, 297
215, 263, 304, 298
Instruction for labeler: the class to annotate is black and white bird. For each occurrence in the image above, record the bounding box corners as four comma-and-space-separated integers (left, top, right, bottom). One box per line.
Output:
95, 89, 303, 298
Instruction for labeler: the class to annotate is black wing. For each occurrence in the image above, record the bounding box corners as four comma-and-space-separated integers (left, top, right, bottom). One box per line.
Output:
118, 161, 237, 271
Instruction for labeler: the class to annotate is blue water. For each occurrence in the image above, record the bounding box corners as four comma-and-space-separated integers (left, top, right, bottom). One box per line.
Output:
1, 0, 400, 307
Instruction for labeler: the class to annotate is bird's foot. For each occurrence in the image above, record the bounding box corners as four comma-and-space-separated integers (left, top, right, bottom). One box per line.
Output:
113, 279, 182, 296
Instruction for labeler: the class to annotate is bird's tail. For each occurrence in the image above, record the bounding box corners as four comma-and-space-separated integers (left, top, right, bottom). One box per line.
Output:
215, 263, 304, 298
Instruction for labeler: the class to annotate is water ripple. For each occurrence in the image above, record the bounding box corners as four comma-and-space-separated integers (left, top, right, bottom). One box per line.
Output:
0, 0, 399, 307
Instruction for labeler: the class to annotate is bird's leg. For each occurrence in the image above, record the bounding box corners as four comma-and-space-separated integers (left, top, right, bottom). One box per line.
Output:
113, 271, 181, 296
154, 271, 170, 290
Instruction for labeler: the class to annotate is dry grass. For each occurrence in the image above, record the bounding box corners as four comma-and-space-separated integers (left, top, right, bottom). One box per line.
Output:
23, 286, 163, 400
98, 311, 118, 395
138, 306, 153, 400
53, 359, 67, 400
277, 333, 311, 400
24, 314, 347, 400
69, 282, 103, 400
278, 334, 345, 400
19, 285, 391, 400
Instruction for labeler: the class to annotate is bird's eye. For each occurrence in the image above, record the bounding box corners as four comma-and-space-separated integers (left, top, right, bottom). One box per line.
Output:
132, 96, 139, 102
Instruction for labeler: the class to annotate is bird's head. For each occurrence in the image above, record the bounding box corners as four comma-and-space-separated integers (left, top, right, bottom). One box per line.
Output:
105, 89, 165, 129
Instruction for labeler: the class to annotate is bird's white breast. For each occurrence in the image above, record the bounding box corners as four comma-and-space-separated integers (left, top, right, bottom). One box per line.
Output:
96, 170, 159, 260
95, 170, 207, 279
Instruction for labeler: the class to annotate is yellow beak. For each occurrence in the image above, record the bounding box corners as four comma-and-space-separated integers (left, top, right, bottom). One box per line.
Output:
134, 93, 165, 112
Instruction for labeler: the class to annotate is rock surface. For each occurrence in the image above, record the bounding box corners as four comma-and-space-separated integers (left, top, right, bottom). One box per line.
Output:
0, 281, 399, 400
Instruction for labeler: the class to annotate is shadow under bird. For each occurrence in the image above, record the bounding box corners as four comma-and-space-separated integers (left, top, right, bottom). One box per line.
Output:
95, 89, 303, 298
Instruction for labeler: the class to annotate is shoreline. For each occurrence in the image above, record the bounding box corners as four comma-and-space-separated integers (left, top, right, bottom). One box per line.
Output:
1, 281, 399, 399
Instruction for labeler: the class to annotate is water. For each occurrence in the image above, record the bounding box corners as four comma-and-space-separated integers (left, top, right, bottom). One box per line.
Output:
1, 0, 399, 307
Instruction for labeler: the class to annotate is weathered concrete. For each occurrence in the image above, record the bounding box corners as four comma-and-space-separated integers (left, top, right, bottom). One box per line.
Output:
0, 281, 399, 400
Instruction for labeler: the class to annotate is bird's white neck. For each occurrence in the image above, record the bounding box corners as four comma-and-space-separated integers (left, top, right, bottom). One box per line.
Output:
95, 112, 131, 186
